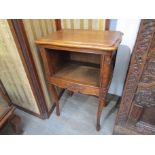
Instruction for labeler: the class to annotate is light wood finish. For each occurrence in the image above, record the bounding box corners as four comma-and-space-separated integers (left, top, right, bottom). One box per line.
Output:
36, 29, 122, 51
36, 29, 122, 131
70, 52, 100, 64
50, 63, 100, 96
53, 63, 100, 87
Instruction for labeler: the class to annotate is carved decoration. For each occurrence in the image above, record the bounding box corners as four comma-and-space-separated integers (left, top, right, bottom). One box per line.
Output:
116, 20, 155, 124
140, 60, 155, 84
140, 35, 155, 84
134, 26, 155, 107
134, 86, 155, 107
66, 84, 84, 93
135, 121, 155, 134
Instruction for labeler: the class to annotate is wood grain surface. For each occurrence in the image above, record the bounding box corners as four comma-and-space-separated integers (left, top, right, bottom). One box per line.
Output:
36, 29, 122, 51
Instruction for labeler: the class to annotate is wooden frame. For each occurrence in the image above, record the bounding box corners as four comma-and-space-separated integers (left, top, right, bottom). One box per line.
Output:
8, 20, 49, 119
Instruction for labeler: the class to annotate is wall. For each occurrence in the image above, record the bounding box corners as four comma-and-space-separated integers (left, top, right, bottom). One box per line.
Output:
61, 19, 106, 30
108, 19, 141, 96
116, 19, 141, 52
0, 19, 40, 114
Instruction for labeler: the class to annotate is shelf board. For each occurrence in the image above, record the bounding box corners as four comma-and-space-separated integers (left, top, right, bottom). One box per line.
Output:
49, 63, 100, 96
54, 63, 99, 86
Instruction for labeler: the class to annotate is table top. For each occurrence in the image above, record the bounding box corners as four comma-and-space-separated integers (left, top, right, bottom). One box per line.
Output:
36, 29, 123, 51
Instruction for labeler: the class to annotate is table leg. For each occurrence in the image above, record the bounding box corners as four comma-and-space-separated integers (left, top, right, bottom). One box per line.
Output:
49, 84, 60, 116
96, 54, 112, 131
96, 93, 106, 131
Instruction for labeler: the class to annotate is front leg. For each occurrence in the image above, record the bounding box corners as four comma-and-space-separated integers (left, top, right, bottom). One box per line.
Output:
96, 90, 106, 131
96, 54, 112, 131
49, 84, 60, 116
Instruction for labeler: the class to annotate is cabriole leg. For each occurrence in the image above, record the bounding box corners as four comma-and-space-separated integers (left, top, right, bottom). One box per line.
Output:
96, 97, 106, 131
49, 84, 60, 116
96, 54, 112, 131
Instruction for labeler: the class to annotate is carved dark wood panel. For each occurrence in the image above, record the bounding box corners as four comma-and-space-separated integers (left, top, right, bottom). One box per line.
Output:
115, 20, 155, 134
134, 86, 155, 107
134, 27, 155, 108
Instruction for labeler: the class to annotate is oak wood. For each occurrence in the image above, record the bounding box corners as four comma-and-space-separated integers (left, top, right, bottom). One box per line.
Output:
36, 29, 122, 131
39, 44, 114, 55
49, 76, 100, 96
52, 63, 100, 87
96, 54, 112, 131
36, 29, 122, 51
70, 52, 100, 65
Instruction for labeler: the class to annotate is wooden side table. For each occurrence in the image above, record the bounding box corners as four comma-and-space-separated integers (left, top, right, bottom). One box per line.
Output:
36, 29, 122, 131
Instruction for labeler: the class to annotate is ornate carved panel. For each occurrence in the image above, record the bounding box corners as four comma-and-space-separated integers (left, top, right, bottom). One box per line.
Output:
134, 86, 155, 107
134, 29, 155, 108
116, 20, 155, 125
140, 35, 155, 85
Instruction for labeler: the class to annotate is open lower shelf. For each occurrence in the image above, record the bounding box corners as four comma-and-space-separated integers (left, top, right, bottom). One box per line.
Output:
54, 63, 100, 86
49, 62, 100, 96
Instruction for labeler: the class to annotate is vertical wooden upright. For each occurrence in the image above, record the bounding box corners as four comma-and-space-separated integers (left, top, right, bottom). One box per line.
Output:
97, 54, 112, 130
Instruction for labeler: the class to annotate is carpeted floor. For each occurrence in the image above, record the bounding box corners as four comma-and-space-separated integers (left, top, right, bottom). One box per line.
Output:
1, 91, 119, 135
